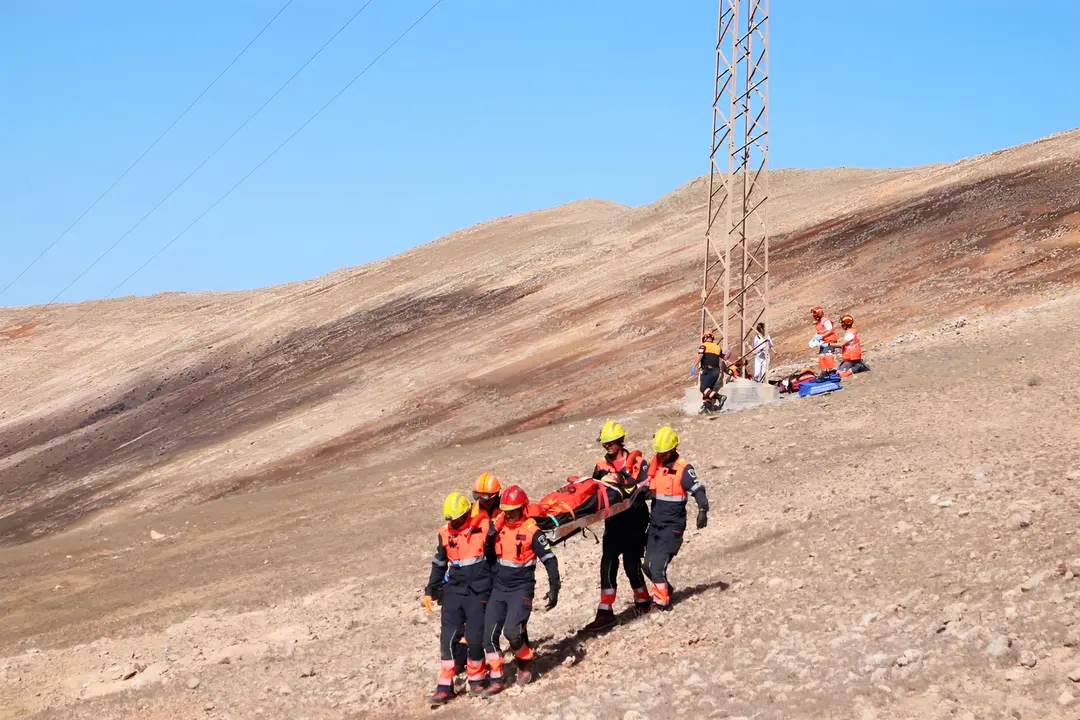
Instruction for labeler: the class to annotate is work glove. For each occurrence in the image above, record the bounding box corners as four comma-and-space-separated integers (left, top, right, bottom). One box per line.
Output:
696, 508, 708, 530
545, 585, 560, 611
423, 595, 435, 614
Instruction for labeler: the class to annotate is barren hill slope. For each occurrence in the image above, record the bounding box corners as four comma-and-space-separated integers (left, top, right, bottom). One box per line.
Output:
2, 271, 1079, 720
2, 130, 1079, 549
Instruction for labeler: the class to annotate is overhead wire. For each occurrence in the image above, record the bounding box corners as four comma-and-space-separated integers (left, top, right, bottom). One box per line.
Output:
4, 0, 446, 381
12, 0, 376, 325
0, 0, 296, 301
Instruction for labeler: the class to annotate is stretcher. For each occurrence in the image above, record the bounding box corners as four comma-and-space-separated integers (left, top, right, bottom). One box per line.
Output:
526, 474, 648, 545
442, 474, 649, 584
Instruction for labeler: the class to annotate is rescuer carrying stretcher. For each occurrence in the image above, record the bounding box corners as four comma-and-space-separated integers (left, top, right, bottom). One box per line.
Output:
446, 472, 505, 679
481, 484, 561, 696
643, 426, 709, 610
424, 491, 495, 705
583, 420, 651, 631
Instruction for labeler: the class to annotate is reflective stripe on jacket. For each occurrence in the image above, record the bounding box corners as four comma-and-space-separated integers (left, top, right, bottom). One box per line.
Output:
491, 518, 560, 592
425, 515, 493, 597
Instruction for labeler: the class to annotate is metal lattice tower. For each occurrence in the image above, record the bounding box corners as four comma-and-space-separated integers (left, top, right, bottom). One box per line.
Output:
700, 0, 769, 378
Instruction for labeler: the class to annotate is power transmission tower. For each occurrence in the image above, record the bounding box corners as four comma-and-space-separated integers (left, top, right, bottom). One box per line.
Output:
700, 0, 769, 380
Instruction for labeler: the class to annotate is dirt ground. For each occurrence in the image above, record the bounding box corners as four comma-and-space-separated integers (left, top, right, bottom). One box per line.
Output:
3, 292, 1079, 720
2, 129, 1080, 719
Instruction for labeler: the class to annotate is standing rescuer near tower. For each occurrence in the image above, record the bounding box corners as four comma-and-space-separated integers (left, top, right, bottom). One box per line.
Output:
643, 426, 708, 610
482, 485, 560, 696
696, 331, 724, 412
583, 420, 652, 631
424, 492, 495, 705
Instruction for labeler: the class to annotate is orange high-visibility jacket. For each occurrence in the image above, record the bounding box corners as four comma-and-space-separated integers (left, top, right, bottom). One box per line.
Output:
816, 317, 838, 344
841, 330, 862, 361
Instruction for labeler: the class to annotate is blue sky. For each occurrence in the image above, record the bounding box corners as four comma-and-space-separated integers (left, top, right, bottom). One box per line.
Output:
2, 0, 1078, 308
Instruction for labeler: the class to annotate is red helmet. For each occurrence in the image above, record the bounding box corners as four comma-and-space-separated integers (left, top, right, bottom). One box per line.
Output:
499, 485, 529, 511
840, 314, 854, 326
811, 306, 825, 319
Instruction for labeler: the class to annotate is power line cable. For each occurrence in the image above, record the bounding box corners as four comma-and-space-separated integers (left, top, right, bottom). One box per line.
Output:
4, 0, 446, 381
0, 0, 296, 301
12, 0, 376, 325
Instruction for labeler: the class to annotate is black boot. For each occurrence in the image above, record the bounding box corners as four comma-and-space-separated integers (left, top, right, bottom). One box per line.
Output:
515, 658, 534, 686
428, 685, 455, 706
482, 677, 509, 698
583, 608, 617, 632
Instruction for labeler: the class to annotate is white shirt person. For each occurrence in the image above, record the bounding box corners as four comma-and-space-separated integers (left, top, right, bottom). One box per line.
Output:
750, 322, 774, 382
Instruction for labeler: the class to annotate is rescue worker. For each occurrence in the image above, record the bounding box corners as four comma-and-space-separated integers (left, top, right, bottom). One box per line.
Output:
837, 314, 870, 376
811, 306, 839, 372
583, 421, 651, 631
696, 331, 724, 412
447, 473, 505, 679
643, 426, 708, 611
482, 485, 561, 696
471, 472, 503, 522
424, 492, 495, 705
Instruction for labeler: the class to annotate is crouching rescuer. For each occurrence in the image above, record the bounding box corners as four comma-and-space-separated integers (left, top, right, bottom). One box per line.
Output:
424, 492, 495, 705
643, 426, 708, 610
482, 485, 560, 696
837, 314, 870, 376
584, 420, 651, 631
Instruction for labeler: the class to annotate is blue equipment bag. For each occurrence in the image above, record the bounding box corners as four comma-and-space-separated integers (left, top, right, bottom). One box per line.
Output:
798, 379, 843, 397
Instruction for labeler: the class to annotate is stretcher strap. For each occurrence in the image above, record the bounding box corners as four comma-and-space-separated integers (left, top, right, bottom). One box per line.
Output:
593, 479, 611, 515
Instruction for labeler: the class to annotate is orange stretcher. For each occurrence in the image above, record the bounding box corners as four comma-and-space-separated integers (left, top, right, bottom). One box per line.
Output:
526, 471, 647, 545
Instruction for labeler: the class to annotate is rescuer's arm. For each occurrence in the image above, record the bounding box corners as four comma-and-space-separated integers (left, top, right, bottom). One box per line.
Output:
534, 530, 561, 609
680, 463, 709, 529
423, 535, 449, 611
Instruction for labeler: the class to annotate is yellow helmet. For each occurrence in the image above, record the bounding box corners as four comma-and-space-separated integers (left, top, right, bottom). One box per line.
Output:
652, 426, 680, 453
598, 420, 626, 444
442, 491, 471, 521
